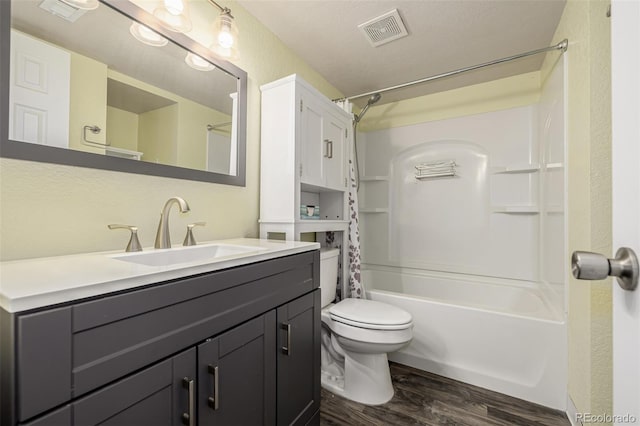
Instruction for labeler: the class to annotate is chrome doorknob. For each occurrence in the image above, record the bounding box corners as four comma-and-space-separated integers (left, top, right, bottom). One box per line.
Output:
571, 247, 639, 291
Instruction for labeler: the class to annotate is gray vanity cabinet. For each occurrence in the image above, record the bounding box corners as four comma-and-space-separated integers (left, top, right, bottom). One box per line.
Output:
197, 312, 277, 426
22, 348, 196, 426
3, 250, 320, 426
277, 291, 321, 426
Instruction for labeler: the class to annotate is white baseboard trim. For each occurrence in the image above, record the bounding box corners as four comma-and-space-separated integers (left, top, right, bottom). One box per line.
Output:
566, 395, 582, 426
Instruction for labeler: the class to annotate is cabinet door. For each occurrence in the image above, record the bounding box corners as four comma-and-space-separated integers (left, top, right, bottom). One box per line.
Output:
299, 93, 325, 187
276, 290, 321, 426
323, 113, 347, 190
71, 348, 195, 426
198, 312, 276, 426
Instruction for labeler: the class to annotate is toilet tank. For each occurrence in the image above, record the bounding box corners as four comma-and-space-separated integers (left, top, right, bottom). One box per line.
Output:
320, 248, 340, 308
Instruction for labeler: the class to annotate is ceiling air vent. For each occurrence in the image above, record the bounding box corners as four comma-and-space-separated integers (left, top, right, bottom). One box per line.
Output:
39, 0, 89, 23
358, 9, 408, 47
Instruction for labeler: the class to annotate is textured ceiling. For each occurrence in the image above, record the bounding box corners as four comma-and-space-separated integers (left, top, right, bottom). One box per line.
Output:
238, 0, 566, 106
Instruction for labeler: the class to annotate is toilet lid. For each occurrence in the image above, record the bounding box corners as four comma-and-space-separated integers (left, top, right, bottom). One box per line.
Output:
329, 299, 412, 330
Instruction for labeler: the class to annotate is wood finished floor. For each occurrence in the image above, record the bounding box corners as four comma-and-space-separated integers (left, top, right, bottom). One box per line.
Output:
320, 363, 570, 426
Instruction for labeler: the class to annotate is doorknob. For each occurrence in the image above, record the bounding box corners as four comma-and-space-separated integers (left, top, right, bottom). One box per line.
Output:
571, 247, 639, 291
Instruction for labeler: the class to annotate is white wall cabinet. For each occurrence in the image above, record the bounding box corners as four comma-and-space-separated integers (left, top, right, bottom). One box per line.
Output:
259, 74, 351, 296
298, 85, 348, 191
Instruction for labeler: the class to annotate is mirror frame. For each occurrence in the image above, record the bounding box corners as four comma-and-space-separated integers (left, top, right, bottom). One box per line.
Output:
0, 0, 247, 186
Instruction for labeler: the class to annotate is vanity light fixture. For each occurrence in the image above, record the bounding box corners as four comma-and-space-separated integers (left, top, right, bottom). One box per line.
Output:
59, 0, 99, 10
129, 22, 168, 47
185, 52, 215, 71
153, 0, 193, 33
208, 0, 239, 60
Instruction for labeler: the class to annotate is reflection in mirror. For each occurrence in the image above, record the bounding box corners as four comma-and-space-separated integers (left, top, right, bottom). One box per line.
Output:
5, 0, 244, 181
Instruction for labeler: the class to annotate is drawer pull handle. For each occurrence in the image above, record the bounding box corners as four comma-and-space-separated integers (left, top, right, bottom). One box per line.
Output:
207, 364, 219, 410
182, 377, 195, 426
282, 322, 291, 356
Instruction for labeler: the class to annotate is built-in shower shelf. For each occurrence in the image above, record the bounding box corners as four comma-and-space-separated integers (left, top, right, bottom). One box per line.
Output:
491, 205, 540, 214
359, 176, 389, 182
491, 163, 540, 174
545, 162, 564, 170
359, 208, 389, 213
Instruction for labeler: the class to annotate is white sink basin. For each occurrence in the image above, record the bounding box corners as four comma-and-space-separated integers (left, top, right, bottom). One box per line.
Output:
111, 243, 268, 267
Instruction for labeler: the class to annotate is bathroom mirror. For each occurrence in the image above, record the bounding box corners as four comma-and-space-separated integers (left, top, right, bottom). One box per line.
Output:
0, 0, 247, 185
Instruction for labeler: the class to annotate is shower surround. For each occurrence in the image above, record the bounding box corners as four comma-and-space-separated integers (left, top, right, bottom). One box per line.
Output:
357, 58, 567, 409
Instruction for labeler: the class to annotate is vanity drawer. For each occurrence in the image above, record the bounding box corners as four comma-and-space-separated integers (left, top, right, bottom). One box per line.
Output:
15, 251, 319, 422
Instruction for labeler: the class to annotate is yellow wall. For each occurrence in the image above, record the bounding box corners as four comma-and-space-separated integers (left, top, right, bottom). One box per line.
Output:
106, 106, 139, 152
138, 104, 178, 165
68, 52, 107, 154
358, 71, 541, 132
107, 69, 231, 170
176, 101, 229, 170
541, 0, 612, 420
0, 0, 341, 260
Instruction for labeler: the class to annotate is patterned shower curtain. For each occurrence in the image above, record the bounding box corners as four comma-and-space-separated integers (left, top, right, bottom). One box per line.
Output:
347, 158, 364, 298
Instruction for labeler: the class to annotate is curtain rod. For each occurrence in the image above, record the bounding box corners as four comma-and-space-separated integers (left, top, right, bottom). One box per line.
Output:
335, 39, 568, 102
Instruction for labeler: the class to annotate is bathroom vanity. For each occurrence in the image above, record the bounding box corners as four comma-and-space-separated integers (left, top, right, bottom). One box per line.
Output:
0, 239, 321, 426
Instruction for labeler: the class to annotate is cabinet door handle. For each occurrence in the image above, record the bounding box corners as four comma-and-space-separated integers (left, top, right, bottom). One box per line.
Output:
182, 377, 195, 426
281, 322, 291, 356
323, 139, 330, 158
207, 364, 219, 410
328, 140, 333, 159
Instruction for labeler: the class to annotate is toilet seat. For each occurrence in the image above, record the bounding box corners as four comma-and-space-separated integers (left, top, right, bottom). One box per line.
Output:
328, 299, 413, 330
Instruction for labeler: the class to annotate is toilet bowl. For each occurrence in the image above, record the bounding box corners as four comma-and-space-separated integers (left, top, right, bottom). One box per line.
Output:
319, 248, 413, 405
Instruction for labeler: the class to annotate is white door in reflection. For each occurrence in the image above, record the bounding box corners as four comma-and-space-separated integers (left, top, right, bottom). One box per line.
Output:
9, 30, 70, 148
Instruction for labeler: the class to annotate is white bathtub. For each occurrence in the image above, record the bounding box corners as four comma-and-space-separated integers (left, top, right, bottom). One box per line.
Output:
363, 266, 567, 410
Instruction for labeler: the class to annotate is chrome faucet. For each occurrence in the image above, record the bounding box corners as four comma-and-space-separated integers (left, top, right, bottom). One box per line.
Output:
155, 197, 190, 249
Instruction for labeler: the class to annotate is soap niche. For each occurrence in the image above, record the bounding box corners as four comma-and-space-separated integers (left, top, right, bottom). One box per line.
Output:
300, 188, 345, 221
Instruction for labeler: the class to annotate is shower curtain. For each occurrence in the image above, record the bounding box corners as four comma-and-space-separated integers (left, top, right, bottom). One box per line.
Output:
332, 99, 364, 299
347, 158, 364, 298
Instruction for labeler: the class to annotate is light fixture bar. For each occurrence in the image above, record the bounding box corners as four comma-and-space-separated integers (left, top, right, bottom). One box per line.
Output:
207, 0, 233, 17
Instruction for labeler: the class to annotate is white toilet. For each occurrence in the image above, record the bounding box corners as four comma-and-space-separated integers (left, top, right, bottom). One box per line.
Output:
319, 248, 413, 405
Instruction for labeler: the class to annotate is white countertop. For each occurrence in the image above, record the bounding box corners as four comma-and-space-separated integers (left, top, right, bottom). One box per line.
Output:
0, 238, 320, 313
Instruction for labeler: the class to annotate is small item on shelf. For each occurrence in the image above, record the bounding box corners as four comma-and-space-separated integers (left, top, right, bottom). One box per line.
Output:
300, 205, 320, 220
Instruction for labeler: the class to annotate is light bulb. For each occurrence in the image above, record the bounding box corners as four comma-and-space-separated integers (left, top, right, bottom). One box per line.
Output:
154, 0, 192, 33
217, 29, 234, 49
185, 53, 215, 71
211, 11, 238, 59
130, 23, 168, 47
164, 0, 184, 15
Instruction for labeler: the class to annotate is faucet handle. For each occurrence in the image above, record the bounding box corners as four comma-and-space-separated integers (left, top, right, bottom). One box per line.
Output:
183, 222, 206, 247
108, 224, 143, 252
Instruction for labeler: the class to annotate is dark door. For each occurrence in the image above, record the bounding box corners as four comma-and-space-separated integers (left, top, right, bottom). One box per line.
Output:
276, 290, 321, 426
69, 347, 196, 426
197, 312, 276, 425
